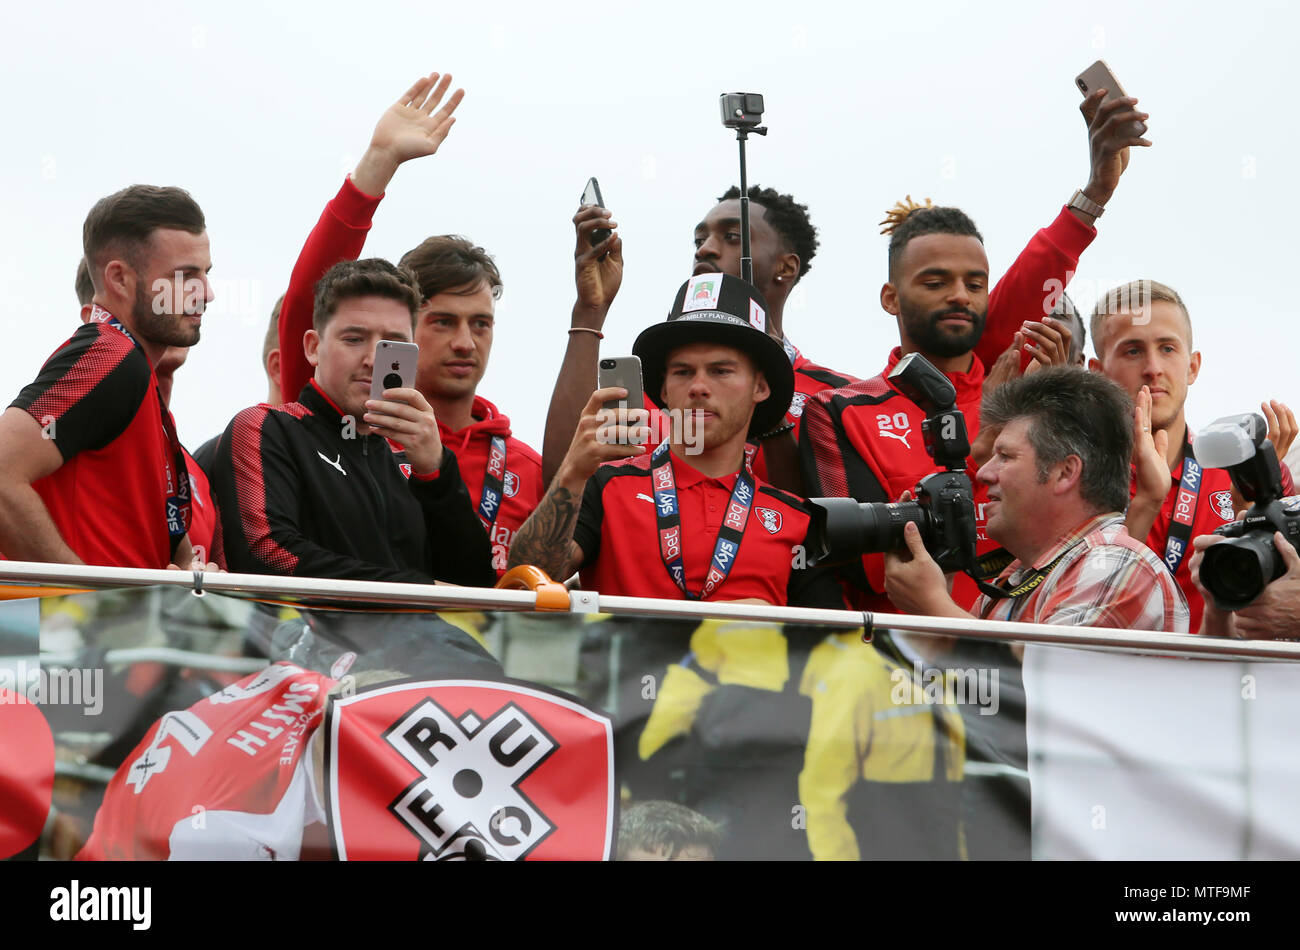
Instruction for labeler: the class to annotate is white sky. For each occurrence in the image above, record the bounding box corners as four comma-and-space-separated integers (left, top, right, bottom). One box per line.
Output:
1, 0, 1292, 450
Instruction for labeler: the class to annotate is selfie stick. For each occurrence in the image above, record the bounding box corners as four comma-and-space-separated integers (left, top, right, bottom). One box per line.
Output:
735, 125, 768, 285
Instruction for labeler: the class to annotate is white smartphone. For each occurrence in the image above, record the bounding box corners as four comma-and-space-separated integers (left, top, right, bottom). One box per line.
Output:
1075, 59, 1147, 138
370, 340, 419, 402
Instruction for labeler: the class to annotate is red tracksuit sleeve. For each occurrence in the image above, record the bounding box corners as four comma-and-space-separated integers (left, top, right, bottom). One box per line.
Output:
976, 206, 1098, 369
278, 178, 384, 401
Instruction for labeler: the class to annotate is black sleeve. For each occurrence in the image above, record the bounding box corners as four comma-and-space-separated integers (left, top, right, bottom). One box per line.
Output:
408, 448, 497, 587
571, 475, 606, 568
211, 407, 436, 584
190, 433, 222, 477
10, 325, 151, 461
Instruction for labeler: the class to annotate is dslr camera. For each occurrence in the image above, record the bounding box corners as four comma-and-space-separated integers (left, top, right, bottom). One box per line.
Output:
804, 353, 980, 575
1194, 412, 1300, 611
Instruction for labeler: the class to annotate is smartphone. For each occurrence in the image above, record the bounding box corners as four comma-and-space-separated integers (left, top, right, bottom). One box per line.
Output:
1075, 60, 1147, 138
599, 356, 645, 443
580, 177, 613, 247
370, 340, 419, 403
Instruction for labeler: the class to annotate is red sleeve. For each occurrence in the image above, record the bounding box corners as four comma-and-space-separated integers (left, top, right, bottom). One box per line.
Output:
977, 206, 1098, 369
278, 177, 384, 401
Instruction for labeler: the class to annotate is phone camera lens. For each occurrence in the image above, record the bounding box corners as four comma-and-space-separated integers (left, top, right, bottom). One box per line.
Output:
600, 359, 615, 369
1077, 80, 1087, 90
382, 373, 402, 390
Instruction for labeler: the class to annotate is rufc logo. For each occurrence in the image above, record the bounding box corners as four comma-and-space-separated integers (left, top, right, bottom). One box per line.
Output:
756, 507, 782, 534
504, 470, 519, 497
1211, 490, 1235, 522
326, 680, 614, 861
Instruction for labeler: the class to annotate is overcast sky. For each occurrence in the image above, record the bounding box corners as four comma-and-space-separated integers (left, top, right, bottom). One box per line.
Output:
2, 0, 1292, 450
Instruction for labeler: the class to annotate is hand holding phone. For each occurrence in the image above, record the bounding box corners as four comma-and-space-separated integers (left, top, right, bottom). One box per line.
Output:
598, 356, 647, 444
1075, 60, 1147, 139
580, 177, 613, 246
370, 340, 420, 403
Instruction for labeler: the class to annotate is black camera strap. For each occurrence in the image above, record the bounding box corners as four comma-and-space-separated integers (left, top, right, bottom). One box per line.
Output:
1162, 435, 1202, 576
651, 440, 757, 600
969, 547, 1072, 601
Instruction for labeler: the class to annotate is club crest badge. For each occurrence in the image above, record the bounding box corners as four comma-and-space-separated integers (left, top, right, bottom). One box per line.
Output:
326, 679, 614, 861
1211, 490, 1235, 522
757, 507, 782, 534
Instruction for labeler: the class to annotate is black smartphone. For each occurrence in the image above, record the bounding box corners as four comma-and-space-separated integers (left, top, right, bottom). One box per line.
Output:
581, 177, 613, 247
598, 356, 647, 444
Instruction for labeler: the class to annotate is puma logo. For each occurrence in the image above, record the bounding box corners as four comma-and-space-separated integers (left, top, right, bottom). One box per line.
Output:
318, 451, 346, 475
636, 493, 655, 504
879, 429, 912, 450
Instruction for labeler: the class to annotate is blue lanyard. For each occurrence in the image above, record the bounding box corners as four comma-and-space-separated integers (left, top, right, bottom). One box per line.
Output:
651, 440, 757, 599
477, 435, 508, 532
1163, 437, 1201, 575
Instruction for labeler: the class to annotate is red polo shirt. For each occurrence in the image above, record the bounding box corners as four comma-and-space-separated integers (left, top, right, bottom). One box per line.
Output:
573, 449, 841, 607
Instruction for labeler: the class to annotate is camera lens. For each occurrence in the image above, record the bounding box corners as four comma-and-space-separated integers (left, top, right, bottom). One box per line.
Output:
1201, 537, 1276, 610
600, 359, 615, 369
806, 497, 928, 565
382, 373, 403, 390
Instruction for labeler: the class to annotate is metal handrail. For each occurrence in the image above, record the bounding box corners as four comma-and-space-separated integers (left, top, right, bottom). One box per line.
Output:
4, 560, 1299, 662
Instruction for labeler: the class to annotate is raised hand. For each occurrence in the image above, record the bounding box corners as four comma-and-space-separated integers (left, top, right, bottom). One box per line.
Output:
353, 71, 466, 196
1261, 399, 1297, 461
1126, 385, 1171, 541
1079, 87, 1151, 209
573, 204, 624, 327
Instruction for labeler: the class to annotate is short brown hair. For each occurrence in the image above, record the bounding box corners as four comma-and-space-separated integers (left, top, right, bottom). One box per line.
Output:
81, 185, 206, 290
75, 257, 94, 306
311, 258, 422, 331
398, 235, 502, 303
1090, 280, 1192, 355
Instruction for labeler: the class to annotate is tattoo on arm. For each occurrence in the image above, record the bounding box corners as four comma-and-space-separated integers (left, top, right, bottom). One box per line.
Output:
507, 484, 583, 578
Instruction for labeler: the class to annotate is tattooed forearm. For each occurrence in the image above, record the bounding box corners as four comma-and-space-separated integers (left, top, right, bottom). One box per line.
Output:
507, 483, 583, 578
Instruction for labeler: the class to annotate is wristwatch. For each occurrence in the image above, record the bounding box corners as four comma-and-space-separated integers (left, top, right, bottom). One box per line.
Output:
1068, 189, 1106, 220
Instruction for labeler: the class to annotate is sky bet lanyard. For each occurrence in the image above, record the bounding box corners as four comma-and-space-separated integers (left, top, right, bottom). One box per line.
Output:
1163, 436, 1201, 576
652, 440, 757, 600
88, 305, 192, 548
476, 435, 508, 533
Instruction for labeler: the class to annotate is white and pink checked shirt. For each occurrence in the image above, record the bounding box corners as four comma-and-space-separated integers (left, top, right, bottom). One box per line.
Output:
974, 513, 1189, 633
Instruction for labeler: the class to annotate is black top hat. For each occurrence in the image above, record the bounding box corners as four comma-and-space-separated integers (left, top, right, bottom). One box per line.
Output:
633, 274, 795, 436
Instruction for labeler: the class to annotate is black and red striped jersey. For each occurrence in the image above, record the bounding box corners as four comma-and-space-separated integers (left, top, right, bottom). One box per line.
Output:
9, 320, 182, 568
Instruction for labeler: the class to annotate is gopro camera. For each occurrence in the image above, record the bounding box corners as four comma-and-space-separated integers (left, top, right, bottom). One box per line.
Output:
720, 92, 765, 130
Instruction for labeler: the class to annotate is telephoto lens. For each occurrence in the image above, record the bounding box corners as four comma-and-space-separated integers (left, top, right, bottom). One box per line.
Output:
1199, 534, 1280, 612
804, 497, 929, 566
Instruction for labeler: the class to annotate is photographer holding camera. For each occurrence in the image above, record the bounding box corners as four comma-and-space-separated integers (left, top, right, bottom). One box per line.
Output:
1191, 532, 1300, 639
883, 368, 1188, 633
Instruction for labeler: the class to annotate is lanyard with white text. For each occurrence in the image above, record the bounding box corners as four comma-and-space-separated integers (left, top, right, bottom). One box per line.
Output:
477, 435, 508, 533
652, 440, 757, 599
89, 305, 191, 547
1163, 436, 1201, 576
